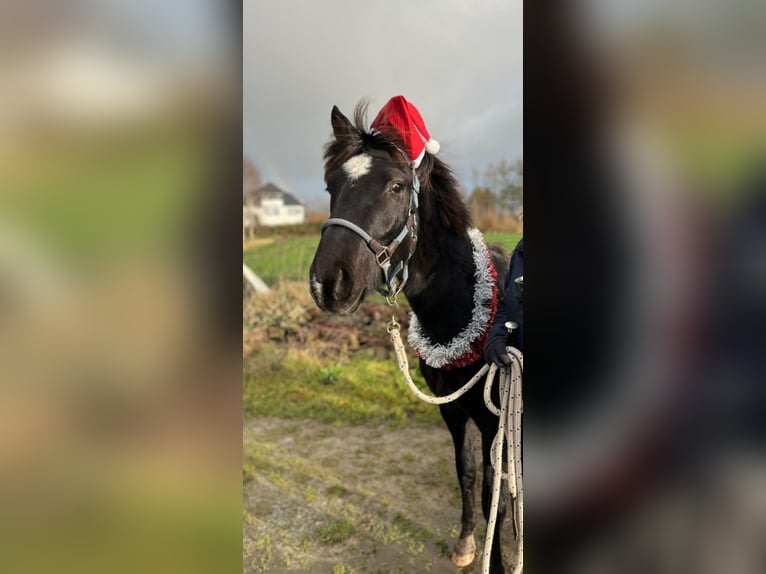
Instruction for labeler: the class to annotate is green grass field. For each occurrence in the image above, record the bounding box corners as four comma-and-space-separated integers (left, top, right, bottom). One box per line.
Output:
485, 232, 523, 254
243, 236, 318, 285
243, 231, 522, 287
243, 343, 441, 427
242, 229, 522, 428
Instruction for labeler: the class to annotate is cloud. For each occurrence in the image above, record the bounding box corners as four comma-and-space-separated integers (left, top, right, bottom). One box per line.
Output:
244, 0, 522, 204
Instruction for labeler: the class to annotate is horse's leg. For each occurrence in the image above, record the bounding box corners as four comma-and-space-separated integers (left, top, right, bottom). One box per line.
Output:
479, 418, 508, 574
439, 403, 478, 567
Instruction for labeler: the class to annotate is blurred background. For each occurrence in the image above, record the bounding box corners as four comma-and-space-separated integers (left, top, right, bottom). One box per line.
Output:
0, 1, 241, 573
525, 1, 766, 572
2, 0, 765, 573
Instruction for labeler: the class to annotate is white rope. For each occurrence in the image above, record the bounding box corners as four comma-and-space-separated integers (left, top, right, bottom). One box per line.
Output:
388, 320, 523, 574
484, 349, 523, 574
389, 319, 490, 404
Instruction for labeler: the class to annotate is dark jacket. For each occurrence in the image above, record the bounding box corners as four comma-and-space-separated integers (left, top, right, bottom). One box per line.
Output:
487, 238, 524, 352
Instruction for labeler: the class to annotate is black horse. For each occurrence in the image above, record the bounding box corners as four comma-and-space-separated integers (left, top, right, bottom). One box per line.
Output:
310, 102, 511, 573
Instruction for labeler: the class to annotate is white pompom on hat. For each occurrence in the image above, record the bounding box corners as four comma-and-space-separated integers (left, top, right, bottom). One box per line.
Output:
424, 138, 440, 155
370, 95, 440, 168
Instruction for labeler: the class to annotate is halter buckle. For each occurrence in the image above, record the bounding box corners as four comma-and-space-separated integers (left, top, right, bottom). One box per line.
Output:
375, 249, 391, 268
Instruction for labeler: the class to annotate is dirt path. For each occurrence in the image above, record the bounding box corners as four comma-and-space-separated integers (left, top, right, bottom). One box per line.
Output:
243, 417, 515, 574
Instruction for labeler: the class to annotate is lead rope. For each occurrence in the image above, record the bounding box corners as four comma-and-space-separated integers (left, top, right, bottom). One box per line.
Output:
387, 317, 523, 574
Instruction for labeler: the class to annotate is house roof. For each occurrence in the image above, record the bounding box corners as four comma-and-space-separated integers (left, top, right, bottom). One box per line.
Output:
244, 183, 304, 206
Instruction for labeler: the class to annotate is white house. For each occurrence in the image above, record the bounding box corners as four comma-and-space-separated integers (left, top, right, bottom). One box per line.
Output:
243, 183, 306, 231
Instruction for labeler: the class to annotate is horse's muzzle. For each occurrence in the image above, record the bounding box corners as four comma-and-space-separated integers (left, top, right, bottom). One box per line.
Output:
309, 264, 366, 315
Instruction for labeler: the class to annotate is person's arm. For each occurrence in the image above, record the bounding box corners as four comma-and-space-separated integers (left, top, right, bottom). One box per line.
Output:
484, 240, 524, 365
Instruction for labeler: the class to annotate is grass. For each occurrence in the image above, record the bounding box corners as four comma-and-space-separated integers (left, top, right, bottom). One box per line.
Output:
242, 230, 523, 428
243, 231, 522, 288
378, 513, 433, 550
317, 519, 356, 544
243, 344, 441, 428
243, 235, 317, 285
484, 232, 522, 254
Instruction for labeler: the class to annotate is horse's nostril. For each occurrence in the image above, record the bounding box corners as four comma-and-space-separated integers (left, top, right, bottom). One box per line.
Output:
333, 266, 353, 301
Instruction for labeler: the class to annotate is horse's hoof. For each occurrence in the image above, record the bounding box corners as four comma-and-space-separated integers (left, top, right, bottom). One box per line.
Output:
451, 534, 476, 567
451, 551, 475, 568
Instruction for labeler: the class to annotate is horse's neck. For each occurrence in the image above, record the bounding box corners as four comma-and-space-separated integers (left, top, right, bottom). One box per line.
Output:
404, 231, 476, 345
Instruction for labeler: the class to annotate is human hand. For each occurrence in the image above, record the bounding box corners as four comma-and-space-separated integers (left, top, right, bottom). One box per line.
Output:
484, 338, 511, 366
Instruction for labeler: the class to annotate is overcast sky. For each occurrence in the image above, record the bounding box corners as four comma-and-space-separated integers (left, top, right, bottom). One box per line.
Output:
243, 0, 522, 208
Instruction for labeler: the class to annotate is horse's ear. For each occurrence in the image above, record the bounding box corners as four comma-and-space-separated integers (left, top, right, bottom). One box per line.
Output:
331, 105, 356, 140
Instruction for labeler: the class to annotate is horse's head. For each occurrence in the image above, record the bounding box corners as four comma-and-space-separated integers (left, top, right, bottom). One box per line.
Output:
310, 104, 419, 314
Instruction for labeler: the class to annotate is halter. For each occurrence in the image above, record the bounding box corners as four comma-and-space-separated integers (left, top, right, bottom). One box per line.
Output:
321, 151, 420, 300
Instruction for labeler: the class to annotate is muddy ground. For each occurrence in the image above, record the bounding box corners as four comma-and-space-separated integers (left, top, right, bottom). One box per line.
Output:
243, 416, 515, 574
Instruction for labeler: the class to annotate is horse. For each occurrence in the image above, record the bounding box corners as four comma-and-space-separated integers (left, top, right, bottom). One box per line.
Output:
309, 101, 512, 573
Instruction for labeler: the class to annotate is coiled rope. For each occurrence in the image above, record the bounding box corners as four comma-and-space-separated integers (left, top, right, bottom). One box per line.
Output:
387, 318, 523, 574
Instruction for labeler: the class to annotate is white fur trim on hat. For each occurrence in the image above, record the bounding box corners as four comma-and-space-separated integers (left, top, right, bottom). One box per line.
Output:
425, 139, 440, 155
412, 148, 426, 168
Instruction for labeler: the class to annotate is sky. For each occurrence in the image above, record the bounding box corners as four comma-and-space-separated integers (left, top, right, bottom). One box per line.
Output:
243, 0, 523, 209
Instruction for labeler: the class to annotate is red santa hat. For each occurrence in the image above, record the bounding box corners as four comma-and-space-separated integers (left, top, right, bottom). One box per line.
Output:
370, 95, 440, 168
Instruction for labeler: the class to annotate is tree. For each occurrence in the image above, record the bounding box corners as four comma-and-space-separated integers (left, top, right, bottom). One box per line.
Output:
484, 159, 523, 215
243, 156, 261, 196
469, 186, 497, 222
243, 157, 262, 240
467, 159, 523, 231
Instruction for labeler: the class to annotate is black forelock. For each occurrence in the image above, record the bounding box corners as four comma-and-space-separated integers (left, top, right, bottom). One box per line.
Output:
324, 102, 409, 178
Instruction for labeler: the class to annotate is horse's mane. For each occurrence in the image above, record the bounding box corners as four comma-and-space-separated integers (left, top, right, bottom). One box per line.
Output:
324, 102, 471, 238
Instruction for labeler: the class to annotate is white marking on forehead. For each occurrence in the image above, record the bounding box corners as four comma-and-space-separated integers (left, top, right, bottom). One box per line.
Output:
342, 154, 372, 180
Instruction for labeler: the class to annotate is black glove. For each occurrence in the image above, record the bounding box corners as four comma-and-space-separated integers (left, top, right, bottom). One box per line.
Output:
484, 337, 511, 366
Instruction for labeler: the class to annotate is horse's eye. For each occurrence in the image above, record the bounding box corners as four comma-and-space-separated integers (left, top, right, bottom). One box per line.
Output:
390, 182, 404, 194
